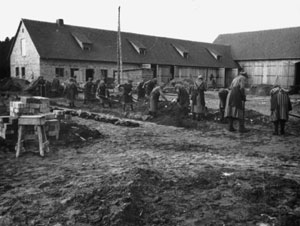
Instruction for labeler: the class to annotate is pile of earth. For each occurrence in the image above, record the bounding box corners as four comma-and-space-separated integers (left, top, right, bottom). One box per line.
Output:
0, 77, 30, 92
146, 101, 272, 129
67, 168, 300, 226
50, 121, 105, 148
50, 96, 294, 130
62, 109, 140, 127
3, 167, 299, 226
0, 137, 15, 152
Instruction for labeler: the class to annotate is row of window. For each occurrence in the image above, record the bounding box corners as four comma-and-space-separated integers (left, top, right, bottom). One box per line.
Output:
55, 68, 108, 77
16, 67, 26, 77
15, 67, 109, 80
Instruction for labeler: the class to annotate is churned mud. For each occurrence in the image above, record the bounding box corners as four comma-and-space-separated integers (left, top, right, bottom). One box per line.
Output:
1, 91, 300, 226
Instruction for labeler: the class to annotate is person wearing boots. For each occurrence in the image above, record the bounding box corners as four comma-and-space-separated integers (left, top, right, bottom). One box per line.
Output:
224, 71, 249, 133
270, 82, 292, 135
190, 75, 206, 121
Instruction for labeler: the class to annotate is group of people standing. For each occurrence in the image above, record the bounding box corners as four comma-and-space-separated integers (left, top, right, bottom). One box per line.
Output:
54, 70, 293, 135
220, 71, 292, 134
142, 71, 293, 136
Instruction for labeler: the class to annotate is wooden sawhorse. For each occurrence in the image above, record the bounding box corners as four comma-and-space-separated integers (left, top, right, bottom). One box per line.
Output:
16, 115, 49, 158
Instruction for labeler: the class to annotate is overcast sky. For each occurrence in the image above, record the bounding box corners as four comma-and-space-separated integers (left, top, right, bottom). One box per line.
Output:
1, 0, 300, 42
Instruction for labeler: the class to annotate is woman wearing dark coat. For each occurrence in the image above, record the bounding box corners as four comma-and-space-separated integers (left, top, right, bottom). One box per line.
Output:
270, 84, 292, 135
96, 81, 111, 108
64, 78, 78, 107
224, 71, 248, 132
119, 80, 134, 111
137, 81, 146, 100
83, 77, 94, 104
149, 83, 168, 117
174, 84, 190, 117
190, 75, 206, 121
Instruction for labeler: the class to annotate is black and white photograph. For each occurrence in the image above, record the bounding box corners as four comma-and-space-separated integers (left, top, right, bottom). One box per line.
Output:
0, 0, 300, 225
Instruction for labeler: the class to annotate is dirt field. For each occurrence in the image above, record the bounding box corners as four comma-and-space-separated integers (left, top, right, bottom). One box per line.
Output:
1, 91, 300, 226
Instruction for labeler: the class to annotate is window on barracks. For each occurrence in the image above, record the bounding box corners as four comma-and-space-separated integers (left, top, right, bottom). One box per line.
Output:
16, 67, 19, 77
71, 68, 79, 78
55, 68, 64, 77
140, 48, 147, 55
101, 69, 108, 83
21, 39, 26, 56
21, 67, 25, 78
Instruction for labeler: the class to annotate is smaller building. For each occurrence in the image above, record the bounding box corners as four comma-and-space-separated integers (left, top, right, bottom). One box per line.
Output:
214, 27, 300, 89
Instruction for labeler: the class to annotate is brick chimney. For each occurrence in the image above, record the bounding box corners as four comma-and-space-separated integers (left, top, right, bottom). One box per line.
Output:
56, 19, 64, 26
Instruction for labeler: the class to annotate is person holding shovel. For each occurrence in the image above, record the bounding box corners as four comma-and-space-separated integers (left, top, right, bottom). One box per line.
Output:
96, 80, 111, 108
224, 71, 249, 133
173, 84, 190, 117
119, 79, 134, 111
149, 82, 168, 117
144, 78, 157, 98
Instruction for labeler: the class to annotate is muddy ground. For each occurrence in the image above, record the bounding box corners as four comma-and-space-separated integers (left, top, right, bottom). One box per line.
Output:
1, 91, 300, 226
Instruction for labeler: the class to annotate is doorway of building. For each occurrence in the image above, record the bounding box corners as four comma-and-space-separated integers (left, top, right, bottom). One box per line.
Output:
151, 64, 157, 78
85, 69, 94, 81
170, 66, 175, 80
225, 68, 231, 87
295, 62, 300, 87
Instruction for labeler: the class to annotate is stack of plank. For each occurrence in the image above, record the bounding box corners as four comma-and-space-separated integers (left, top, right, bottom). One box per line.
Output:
4, 96, 62, 142
9, 96, 51, 117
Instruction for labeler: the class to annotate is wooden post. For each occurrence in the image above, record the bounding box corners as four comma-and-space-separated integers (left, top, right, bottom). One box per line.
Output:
16, 125, 23, 158
117, 6, 123, 84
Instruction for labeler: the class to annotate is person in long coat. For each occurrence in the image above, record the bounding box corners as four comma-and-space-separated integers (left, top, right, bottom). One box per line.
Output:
119, 80, 134, 111
51, 74, 60, 97
270, 84, 292, 135
144, 78, 157, 98
190, 75, 206, 121
83, 77, 94, 104
64, 78, 78, 107
149, 83, 168, 117
137, 80, 146, 100
96, 80, 111, 108
224, 71, 249, 132
174, 84, 190, 117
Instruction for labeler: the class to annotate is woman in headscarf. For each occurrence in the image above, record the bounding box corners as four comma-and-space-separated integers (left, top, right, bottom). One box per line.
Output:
270, 76, 292, 135
224, 71, 248, 132
190, 75, 206, 120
